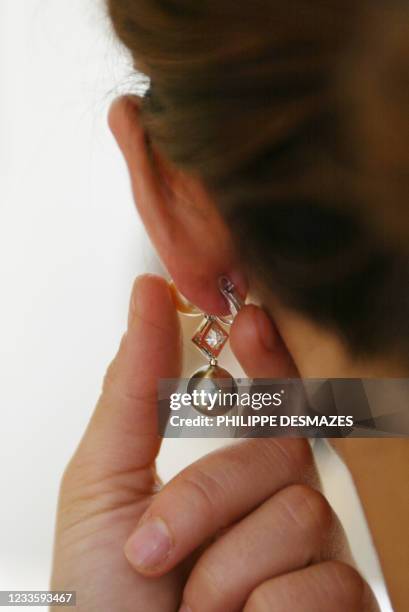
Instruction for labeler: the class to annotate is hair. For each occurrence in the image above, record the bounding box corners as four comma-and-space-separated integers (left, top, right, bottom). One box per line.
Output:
107, 0, 409, 363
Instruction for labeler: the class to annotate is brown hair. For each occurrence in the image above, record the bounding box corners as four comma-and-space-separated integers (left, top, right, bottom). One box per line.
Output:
107, 0, 409, 362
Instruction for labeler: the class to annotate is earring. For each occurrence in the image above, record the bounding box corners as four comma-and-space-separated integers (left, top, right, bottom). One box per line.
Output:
171, 277, 243, 416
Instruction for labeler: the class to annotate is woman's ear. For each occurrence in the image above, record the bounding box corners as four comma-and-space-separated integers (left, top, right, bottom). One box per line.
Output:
108, 96, 246, 314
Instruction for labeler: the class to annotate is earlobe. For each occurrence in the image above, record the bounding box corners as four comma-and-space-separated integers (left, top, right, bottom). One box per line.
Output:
109, 96, 247, 316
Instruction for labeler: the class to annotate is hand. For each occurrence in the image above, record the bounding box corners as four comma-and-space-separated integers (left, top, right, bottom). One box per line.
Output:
124, 423, 379, 612
51, 275, 185, 611
51, 276, 379, 611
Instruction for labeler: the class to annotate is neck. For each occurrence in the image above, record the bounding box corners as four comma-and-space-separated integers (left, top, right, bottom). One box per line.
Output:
268, 301, 408, 378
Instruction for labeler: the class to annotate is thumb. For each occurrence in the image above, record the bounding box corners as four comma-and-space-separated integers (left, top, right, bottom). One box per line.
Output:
230, 304, 298, 378
70, 274, 182, 481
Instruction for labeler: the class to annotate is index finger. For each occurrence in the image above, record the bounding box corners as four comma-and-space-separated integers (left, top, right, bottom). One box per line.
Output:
70, 274, 182, 479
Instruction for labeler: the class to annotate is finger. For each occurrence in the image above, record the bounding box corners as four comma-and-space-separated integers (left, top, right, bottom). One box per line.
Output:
180, 485, 350, 612
68, 274, 182, 480
230, 304, 298, 378
124, 437, 317, 575
244, 561, 380, 612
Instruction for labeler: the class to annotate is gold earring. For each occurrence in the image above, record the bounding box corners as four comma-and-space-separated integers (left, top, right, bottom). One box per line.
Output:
172, 277, 243, 416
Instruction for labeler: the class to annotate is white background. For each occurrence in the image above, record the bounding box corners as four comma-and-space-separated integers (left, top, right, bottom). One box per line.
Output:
0, 1, 392, 610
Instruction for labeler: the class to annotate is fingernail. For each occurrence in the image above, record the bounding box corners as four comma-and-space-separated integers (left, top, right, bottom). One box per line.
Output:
125, 518, 172, 570
254, 307, 277, 351
179, 605, 192, 612
128, 278, 140, 329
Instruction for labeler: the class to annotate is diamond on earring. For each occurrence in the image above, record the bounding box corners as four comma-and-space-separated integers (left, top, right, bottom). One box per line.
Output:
171, 276, 244, 416
192, 316, 229, 360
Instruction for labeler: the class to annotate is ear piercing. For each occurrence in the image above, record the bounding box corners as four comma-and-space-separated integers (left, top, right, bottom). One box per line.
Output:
171, 277, 243, 416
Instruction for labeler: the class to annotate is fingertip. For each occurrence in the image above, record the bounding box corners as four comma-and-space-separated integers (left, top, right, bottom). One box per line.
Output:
252, 305, 280, 352
230, 304, 298, 378
128, 274, 175, 328
132, 272, 173, 298
121, 273, 181, 389
124, 516, 173, 576
230, 304, 279, 356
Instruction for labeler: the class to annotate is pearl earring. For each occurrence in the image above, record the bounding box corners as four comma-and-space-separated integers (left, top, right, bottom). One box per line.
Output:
170, 277, 243, 416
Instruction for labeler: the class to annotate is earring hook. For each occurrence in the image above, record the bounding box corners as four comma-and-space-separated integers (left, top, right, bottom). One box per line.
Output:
218, 276, 244, 323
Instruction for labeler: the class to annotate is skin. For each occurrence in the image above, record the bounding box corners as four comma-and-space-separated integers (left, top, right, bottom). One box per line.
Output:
51, 95, 408, 610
